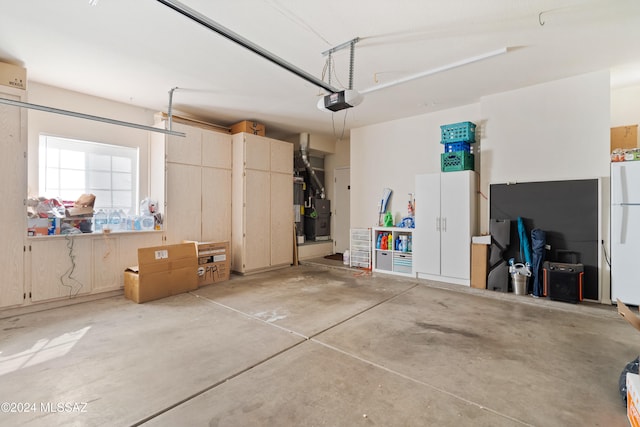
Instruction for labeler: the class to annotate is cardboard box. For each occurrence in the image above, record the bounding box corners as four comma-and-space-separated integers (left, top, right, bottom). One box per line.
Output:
629, 373, 640, 427
618, 299, 640, 426
189, 241, 230, 287
230, 120, 266, 136
471, 242, 489, 289
0, 62, 26, 90
124, 242, 198, 303
27, 217, 60, 236
611, 125, 638, 152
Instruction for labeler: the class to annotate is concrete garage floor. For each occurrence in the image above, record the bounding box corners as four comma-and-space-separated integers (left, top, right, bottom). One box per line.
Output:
0, 261, 637, 426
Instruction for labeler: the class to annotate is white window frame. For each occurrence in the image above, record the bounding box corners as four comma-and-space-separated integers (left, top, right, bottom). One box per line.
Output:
38, 134, 139, 215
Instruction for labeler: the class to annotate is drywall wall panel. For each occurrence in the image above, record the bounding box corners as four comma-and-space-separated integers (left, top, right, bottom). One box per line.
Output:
26, 82, 154, 201
350, 103, 480, 229
479, 71, 610, 232
611, 84, 640, 128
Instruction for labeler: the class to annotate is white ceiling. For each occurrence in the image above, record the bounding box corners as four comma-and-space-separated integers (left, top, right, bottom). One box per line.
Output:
1, 0, 640, 139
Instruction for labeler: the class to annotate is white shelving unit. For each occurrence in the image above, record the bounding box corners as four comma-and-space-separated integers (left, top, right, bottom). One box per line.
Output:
349, 228, 371, 269
372, 227, 414, 277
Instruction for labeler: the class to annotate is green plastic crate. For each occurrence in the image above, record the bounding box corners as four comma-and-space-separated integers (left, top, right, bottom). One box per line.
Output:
441, 151, 474, 172
440, 121, 476, 143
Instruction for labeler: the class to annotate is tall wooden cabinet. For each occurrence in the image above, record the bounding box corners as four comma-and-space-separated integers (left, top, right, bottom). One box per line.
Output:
231, 133, 293, 274
414, 171, 477, 286
152, 117, 232, 245
0, 87, 27, 308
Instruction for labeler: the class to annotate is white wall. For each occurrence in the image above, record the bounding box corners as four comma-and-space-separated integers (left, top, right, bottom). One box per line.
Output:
26, 83, 157, 204
351, 71, 611, 231
611, 83, 640, 131
350, 104, 480, 228
480, 70, 611, 230
350, 70, 612, 302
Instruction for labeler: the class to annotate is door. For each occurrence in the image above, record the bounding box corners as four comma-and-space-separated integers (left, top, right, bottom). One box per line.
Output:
30, 238, 92, 302
612, 161, 640, 205
414, 173, 441, 275
166, 163, 202, 244
270, 172, 293, 266
202, 167, 232, 243
440, 171, 472, 279
244, 169, 270, 271
333, 167, 350, 254
0, 90, 25, 308
611, 204, 640, 304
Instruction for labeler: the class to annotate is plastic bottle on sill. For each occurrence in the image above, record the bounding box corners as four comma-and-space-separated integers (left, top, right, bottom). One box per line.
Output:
108, 209, 122, 231
94, 209, 107, 232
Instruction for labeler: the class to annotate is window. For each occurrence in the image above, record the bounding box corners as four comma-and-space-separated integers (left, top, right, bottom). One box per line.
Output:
39, 135, 139, 214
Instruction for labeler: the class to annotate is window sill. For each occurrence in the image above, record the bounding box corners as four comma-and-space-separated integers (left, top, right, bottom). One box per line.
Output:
27, 229, 163, 240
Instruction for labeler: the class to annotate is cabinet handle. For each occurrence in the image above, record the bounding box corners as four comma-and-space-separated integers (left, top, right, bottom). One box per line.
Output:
442, 217, 447, 232
436, 217, 440, 231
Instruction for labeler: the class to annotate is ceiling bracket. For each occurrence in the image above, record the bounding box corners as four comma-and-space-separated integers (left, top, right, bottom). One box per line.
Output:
168, 87, 178, 131
321, 37, 360, 57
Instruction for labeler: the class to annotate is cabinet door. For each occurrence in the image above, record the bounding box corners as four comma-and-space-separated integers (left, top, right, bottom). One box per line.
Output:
440, 171, 474, 280
202, 167, 232, 243
244, 169, 270, 271
270, 172, 293, 266
202, 129, 232, 169
244, 134, 270, 171
0, 90, 26, 308
270, 139, 293, 174
166, 163, 202, 244
414, 173, 441, 275
30, 238, 92, 302
93, 236, 120, 292
166, 122, 202, 165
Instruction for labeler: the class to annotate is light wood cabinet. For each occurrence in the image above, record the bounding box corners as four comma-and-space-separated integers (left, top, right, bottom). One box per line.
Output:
152, 117, 232, 245
414, 171, 477, 286
0, 87, 27, 308
30, 238, 92, 302
27, 232, 163, 303
232, 133, 293, 274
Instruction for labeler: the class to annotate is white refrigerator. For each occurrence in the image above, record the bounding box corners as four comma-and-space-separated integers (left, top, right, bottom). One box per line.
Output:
611, 161, 640, 305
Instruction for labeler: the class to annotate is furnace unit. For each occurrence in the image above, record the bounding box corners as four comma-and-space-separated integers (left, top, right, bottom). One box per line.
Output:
305, 198, 331, 241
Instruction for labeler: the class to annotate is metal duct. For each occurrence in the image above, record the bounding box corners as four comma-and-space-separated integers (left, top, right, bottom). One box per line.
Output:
299, 133, 325, 199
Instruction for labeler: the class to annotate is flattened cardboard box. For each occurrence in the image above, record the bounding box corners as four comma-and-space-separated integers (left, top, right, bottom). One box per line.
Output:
124, 242, 198, 303
471, 242, 489, 289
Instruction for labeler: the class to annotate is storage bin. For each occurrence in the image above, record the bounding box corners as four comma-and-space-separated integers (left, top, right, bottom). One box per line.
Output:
441, 151, 474, 172
444, 141, 471, 153
376, 250, 392, 271
393, 253, 412, 274
440, 121, 476, 143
